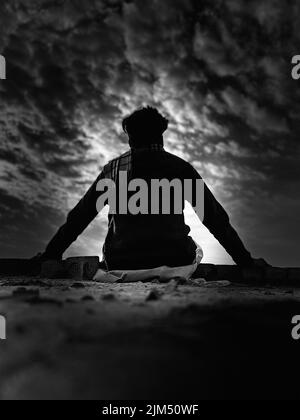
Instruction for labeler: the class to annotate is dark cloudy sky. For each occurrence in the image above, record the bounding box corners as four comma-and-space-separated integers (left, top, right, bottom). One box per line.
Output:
0, 0, 299, 266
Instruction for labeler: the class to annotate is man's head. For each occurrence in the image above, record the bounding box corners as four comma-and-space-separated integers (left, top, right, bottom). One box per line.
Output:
122, 106, 169, 148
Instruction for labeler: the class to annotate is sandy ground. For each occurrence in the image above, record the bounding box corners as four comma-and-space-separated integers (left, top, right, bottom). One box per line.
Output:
0, 276, 300, 400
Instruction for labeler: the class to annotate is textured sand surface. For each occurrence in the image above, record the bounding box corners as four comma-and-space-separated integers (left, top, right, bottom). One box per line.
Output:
0, 277, 300, 400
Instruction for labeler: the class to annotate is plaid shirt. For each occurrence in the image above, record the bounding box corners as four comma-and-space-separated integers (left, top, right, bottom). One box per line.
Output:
45, 145, 253, 269
102, 145, 164, 183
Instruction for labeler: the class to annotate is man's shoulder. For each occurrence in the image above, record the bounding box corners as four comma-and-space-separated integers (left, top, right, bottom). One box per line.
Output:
107, 150, 131, 165
102, 150, 132, 177
163, 150, 196, 171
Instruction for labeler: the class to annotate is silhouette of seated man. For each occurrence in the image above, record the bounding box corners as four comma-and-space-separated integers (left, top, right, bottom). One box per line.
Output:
41, 107, 265, 270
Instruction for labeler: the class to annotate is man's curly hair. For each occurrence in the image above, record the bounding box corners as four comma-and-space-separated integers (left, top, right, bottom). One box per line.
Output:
122, 106, 169, 147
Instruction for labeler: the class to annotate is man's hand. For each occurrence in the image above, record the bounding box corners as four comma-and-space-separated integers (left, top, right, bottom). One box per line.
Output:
30, 252, 62, 263
30, 252, 46, 262
29, 253, 62, 272
30, 253, 64, 278
252, 258, 271, 268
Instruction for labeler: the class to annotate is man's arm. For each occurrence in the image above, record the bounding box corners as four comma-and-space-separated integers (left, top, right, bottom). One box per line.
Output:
189, 166, 254, 267
202, 183, 253, 266
43, 173, 103, 260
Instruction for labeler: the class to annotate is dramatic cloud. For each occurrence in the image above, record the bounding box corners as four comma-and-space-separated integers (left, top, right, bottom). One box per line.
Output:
0, 0, 299, 265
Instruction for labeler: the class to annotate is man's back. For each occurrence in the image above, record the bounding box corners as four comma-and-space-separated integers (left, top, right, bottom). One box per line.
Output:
102, 146, 197, 269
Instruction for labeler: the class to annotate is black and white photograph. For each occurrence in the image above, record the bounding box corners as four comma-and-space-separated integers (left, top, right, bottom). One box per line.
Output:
0, 0, 300, 403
